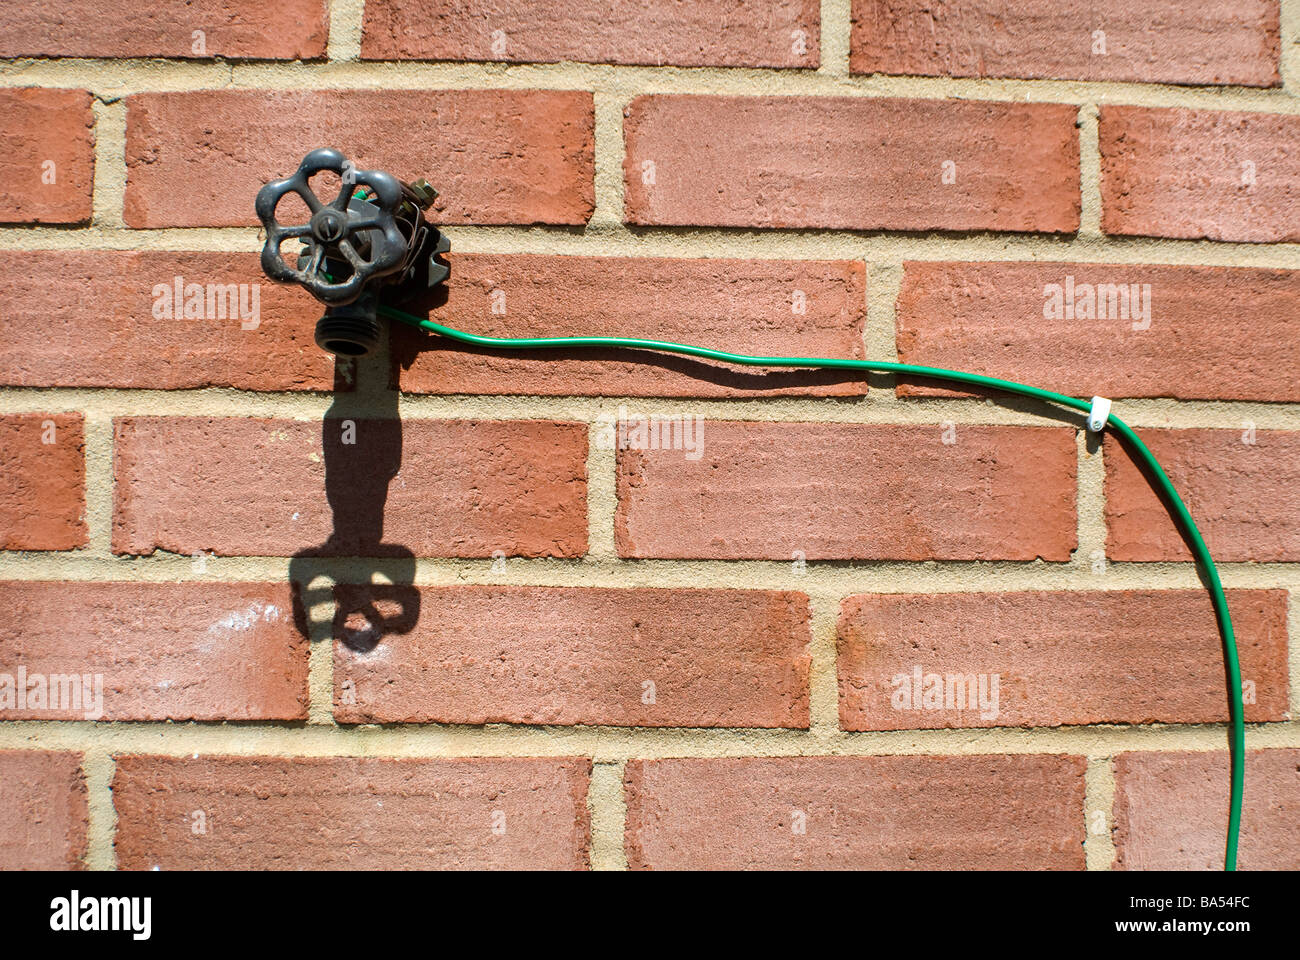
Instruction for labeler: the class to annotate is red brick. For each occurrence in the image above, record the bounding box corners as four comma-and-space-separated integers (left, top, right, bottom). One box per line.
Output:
1101, 106, 1300, 242
334, 586, 810, 727
113, 755, 591, 869
0, 251, 336, 391
837, 590, 1289, 730
112, 417, 588, 558
0, 582, 308, 721
623, 95, 1079, 232
895, 261, 1300, 402
1105, 428, 1300, 562
125, 89, 594, 227
1114, 749, 1300, 870
0, 88, 94, 224
0, 0, 327, 59
615, 423, 1076, 560
394, 254, 867, 397
851, 0, 1280, 86
0, 413, 86, 551
625, 754, 1086, 869
0, 751, 87, 870
363, 0, 820, 68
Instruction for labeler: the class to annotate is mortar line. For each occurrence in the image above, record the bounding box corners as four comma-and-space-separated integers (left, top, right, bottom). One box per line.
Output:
4, 388, 1300, 430
806, 592, 842, 735
587, 758, 628, 870
88, 97, 126, 229
81, 409, 115, 556
1282, 0, 1300, 94
819, 0, 852, 78
308, 623, 336, 726
82, 748, 117, 870
3, 58, 1299, 111
326, 0, 366, 63
1076, 428, 1108, 574
585, 419, 617, 560
2, 225, 1299, 271
3, 719, 1296, 759
1078, 102, 1103, 238
1083, 754, 1117, 871
2, 555, 1298, 592
864, 259, 902, 376
591, 90, 630, 229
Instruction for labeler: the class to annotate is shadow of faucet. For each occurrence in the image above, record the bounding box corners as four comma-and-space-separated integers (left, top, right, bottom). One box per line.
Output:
289, 351, 420, 655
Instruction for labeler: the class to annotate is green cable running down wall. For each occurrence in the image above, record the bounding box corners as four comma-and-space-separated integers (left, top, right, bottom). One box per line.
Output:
380, 302, 1248, 872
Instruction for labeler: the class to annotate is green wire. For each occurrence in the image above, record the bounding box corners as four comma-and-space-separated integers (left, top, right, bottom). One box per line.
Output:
379, 302, 1245, 871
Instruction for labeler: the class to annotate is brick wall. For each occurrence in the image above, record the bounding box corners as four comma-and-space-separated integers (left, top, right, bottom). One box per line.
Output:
1, 0, 1298, 871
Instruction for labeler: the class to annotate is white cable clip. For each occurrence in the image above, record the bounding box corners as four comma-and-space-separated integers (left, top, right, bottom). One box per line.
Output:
1087, 396, 1112, 433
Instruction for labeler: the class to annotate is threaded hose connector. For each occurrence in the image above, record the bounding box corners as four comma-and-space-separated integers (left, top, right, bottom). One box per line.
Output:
315, 300, 382, 356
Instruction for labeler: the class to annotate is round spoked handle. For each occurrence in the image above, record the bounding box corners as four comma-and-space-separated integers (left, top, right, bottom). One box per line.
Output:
255, 147, 408, 304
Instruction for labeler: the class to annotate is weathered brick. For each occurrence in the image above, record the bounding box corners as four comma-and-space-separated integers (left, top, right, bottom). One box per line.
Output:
0, 751, 87, 870
113, 755, 591, 869
1101, 106, 1300, 242
0, 0, 328, 59
0, 413, 86, 551
615, 423, 1077, 560
0, 251, 336, 391
112, 417, 588, 558
1106, 428, 1300, 562
334, 585, 811, 727
393, 254, 868, 397
851, 0, 1280, 86
0, 88, 94, 224
1114, 749, 1300, 870
896, 262, 1300, 402
0, 581, 308, 721
623, 95, 1080, 232
125, 90, 594, 227
625, 754, 1086, 869
837, 590, 1289, 730
362, 0, 820, 67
